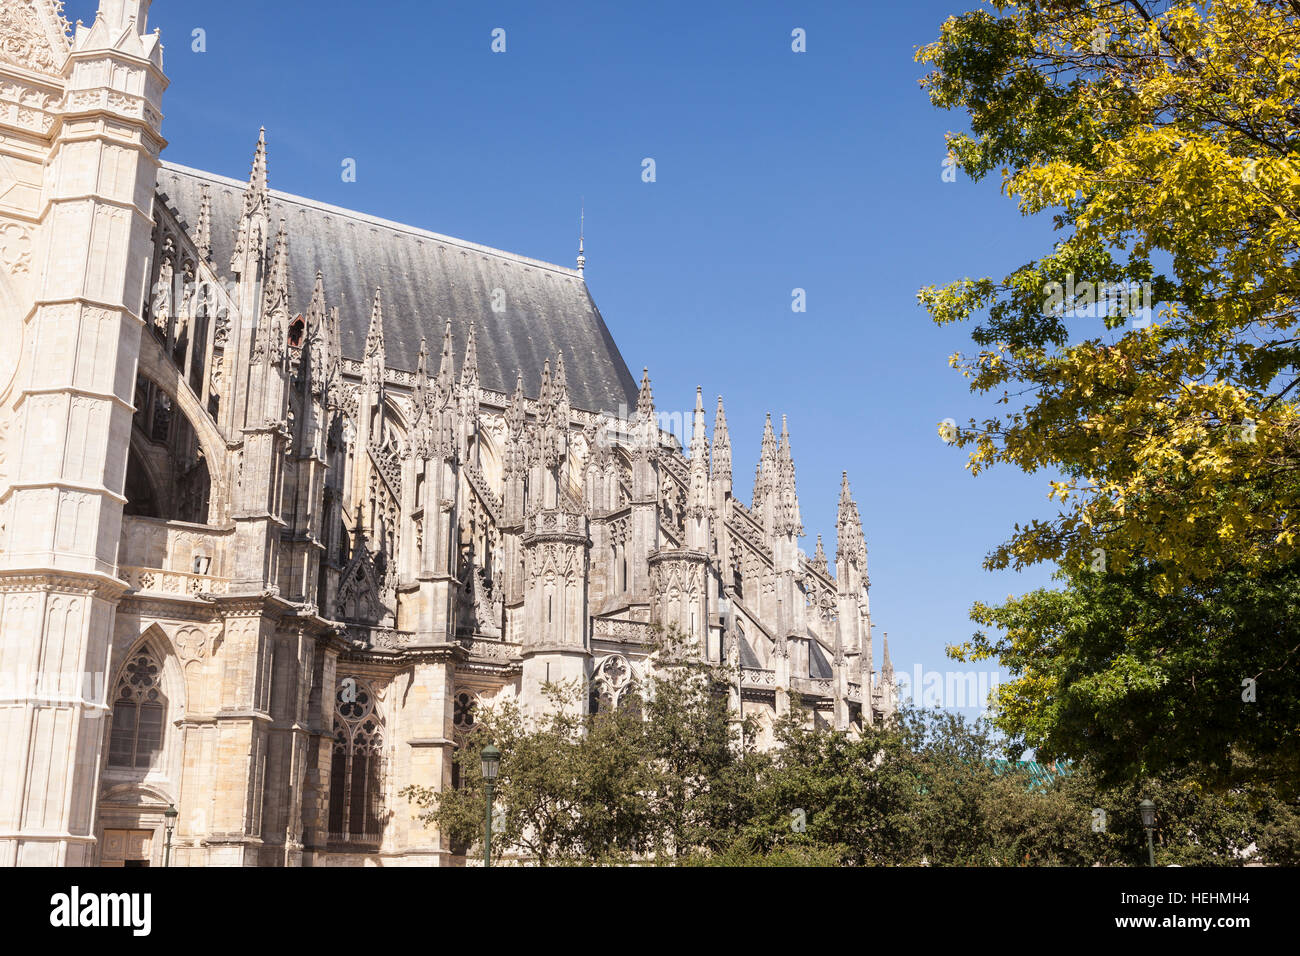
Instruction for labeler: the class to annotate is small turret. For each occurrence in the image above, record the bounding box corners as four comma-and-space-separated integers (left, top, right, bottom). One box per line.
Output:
231, 129, 270, 275
459, 325, 481, 459
435, 319, 455, 398
774, 415, 802, 539
712, 395, 732, 496
753, 414, 778, 527
636, 367, 655, 421
364, 288, 385, 391
686, 387, 710, 550
811, 535, 828, 574
461, 324, 480, 392
196, 183, 212, 262
304, 272, 328, 402
261, 219, 290, 323
836, 471, 868, 581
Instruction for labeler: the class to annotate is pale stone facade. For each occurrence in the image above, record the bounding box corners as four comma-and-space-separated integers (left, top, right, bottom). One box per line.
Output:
0, 0, 896, 867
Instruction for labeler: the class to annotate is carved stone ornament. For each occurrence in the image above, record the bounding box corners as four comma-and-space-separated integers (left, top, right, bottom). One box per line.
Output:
0, 2, 67, 77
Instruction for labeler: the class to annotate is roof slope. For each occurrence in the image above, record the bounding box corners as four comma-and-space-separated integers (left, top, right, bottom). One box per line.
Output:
156, 162, 639, 414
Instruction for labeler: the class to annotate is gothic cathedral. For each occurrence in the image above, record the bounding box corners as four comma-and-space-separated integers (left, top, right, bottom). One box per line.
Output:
0, 0, 896, 865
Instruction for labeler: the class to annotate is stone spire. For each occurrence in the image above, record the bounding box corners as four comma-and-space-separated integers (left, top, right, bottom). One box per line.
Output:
460, 324, 479, 391
538, 357, 553, 412
231, 129, 270, 273
435, 319, 455, 397
251, 222, 289, 370
636, 367, 654, 420
411, 336, 431, 458
458, 324, 481, 456
505, 371, 526, 441
753, 413, 778, 520
306, 271, 326, 327
554, 352, 569, 406
761, 414, 778, 462
686, 387, 710, 523
501, 370, 529, 514
427, 322, 458, 460
196, 183, 212, 262
262, 219, 290, 317
774, 415, 802, 538
413, 337, 430, 419
712, 395, 732, 490
812, 535, 828, 574
305, 272, 327, 397
834, 470, 871, 716
324, 305, 343, 404
881, 631, 894, 686
632, 368, 658, 463
836, 471, 867, 572
528, 355, 568, 506
364, 288, 385, 387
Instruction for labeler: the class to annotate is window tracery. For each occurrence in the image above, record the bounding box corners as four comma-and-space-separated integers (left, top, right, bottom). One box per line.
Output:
108, 647, 167, 770
328, 677, 386, 840
590, 654, 639, 714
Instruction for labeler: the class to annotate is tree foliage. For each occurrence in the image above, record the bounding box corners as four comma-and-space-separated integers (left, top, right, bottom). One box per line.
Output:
916, 0, 1300, 787
403, 627, 757, 865
406, 678, 1298, 866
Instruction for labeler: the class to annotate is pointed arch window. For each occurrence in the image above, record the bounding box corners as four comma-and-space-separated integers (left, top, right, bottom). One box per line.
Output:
328, 677, 387, 842
108, 648, 168, 770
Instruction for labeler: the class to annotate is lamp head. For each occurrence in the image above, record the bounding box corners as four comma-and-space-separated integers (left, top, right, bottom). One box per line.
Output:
1139, 798, 1156, 828
481, 744, 501, 782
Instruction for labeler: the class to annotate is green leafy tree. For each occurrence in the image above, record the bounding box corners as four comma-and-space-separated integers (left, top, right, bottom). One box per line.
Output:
403, 626, 754, 864
917, 0, 1300, 788
640, 627, 757, 857
403, 682, 654, 865
963, 561, 1300, 796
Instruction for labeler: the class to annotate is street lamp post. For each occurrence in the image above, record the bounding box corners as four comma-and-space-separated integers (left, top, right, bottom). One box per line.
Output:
1139, 798, 1156, 867
163, 804, 178, 868
481, 744, 500, 868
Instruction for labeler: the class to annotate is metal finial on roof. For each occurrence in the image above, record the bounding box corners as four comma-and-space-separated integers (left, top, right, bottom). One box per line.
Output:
576, 200, 586, 278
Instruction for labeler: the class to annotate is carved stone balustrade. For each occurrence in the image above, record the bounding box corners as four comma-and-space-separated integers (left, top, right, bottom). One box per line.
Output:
120, 565, 230, 596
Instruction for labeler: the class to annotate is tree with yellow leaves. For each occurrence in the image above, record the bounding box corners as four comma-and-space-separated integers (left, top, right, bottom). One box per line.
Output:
918, 0, 1300, 791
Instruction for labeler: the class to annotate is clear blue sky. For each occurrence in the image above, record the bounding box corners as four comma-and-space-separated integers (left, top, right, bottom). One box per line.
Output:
85, 0, 1069, 711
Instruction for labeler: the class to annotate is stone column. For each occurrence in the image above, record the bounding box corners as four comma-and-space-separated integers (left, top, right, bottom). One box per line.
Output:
0, 2, 167, 866
391, 651, 458, 865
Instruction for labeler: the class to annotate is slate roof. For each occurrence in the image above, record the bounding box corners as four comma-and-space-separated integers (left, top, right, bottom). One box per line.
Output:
155, 163, 640, 415
808, 641, 834, 679
738, 634, 763, 669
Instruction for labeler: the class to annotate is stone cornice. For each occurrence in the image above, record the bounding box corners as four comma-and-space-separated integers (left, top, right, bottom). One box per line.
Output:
1, 478, 127, 506
0, 567, 130, 600
520, 644, 590, 658
648, 547, 710, 566
118, 596, 222, 623
213, 709, 274, 724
